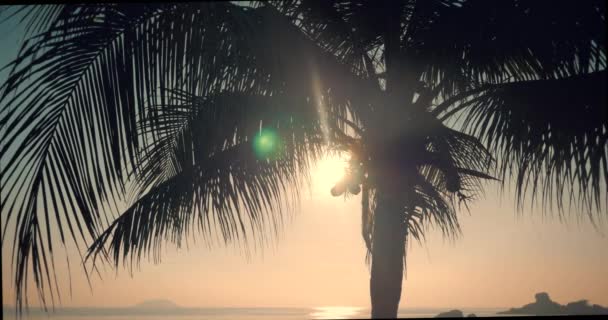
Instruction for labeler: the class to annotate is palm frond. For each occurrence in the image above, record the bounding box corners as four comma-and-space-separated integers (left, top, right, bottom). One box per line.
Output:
87, 89, 326, 270
409, 172, 460, 242
0, 5, 64, 37
411, 0, 606, 97
268, 0, 392, 81
2, 4, 162, 310
231, 4, 377, 127
444, 70, 608, 218
1, 2, 367, 310
413, 123, 495, 235
136, 89, 327, 194
87, 141, 311, 270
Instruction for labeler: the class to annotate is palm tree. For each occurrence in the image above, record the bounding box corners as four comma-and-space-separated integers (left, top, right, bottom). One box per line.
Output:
1, 1, 605, 318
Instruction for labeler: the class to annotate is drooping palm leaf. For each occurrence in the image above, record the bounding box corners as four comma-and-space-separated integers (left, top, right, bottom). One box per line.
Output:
135, 89, 329, 202
1, 2, 370, 310
414, 122, 495, 234
87, 140, 317, 270
1, 4, 165, 309
87, 65, 363, 268
442, 70, 608, 218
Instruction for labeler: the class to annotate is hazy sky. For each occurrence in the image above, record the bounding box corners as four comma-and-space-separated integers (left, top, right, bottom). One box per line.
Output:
2, 155, 607, 309
1, 6, 607, 310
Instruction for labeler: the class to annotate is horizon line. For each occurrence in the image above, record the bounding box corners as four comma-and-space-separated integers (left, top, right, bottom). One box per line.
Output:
1, 304, 510, 310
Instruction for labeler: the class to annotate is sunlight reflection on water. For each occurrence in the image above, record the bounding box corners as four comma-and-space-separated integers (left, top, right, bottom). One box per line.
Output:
309, 306, 366, 319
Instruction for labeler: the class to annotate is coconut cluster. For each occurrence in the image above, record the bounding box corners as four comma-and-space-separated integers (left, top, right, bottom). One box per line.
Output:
331, 155, 365, 197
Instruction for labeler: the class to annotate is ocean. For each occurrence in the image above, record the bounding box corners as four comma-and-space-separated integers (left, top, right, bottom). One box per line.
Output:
3, 306, 513, 319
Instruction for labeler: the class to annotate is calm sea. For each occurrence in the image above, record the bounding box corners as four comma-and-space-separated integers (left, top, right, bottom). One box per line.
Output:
3, 306, 511, 319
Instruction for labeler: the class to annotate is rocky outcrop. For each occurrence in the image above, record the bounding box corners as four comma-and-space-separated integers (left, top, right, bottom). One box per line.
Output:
435, 309, 464, 318
498, 292, 608, 316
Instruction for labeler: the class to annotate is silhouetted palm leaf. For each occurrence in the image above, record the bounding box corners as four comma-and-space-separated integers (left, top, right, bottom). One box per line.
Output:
269, 0, 398, 84
2, 4, 162, 308
85, 87, 330, 267
439, 71, 607, 218
1, 2, 369, 310
87, 141, 314, 270
413, 0, 606, 96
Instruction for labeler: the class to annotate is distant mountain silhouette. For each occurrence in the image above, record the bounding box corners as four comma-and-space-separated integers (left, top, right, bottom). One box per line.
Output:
132, 299, 180, 309
498, 292, 608, 316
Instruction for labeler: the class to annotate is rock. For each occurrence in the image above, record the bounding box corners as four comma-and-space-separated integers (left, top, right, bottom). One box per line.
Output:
565, 299, 590, 314
466, 314, 476, 317
498, 292, 608, 316
535, 292, 551, 304
498, 292, 562, 315
435, 309, 464, 318
590, 304, 608, 315
564, 300, 608, 315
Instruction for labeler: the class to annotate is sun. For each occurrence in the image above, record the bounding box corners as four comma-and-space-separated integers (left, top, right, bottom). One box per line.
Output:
312, 153, 349, 194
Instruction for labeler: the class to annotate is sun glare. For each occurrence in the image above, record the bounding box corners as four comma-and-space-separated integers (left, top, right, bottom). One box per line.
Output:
312, 153, 349, 194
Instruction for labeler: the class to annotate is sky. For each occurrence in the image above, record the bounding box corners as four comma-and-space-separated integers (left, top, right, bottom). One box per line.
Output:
1, 5, 607, 311
2, 155, 607, 309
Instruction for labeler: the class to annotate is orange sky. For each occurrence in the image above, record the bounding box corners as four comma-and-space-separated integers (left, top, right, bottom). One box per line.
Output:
3, 154, 607, 309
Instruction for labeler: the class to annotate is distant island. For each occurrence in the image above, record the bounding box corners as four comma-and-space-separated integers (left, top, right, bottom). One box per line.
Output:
434, 309, 477, 317
498, 292, 608, 316
132, 299, 180, 309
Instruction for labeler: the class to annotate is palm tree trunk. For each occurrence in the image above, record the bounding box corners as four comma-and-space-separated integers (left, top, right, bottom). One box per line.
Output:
370, 188, 406, 319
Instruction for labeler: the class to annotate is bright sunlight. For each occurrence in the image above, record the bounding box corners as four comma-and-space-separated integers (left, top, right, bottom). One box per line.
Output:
312, 153, 349, 194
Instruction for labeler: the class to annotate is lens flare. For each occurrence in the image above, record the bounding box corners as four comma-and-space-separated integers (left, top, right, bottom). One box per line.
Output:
253, 128, 282, 159
310, 63, 331, 144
